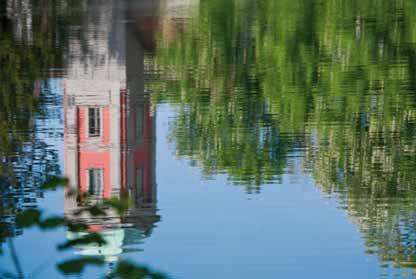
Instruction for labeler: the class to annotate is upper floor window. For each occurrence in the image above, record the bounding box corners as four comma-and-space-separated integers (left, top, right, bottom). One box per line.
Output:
88, 107, 101, 137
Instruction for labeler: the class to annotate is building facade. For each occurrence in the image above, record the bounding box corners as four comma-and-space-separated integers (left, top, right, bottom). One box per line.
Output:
63, 0, 159, 264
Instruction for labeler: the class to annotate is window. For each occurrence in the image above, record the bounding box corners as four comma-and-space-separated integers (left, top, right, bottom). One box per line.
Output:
67, 95, 75, 106
134, 167, 144, 204
88, 169, 103, 198
88, 107, 101, 137
136, 106, 144, 141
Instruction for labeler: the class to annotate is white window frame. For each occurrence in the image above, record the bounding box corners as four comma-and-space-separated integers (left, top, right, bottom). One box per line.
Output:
87, 107, 102, 138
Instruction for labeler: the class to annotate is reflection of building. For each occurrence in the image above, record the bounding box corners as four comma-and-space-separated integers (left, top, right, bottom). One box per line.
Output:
63, 0, 159, 264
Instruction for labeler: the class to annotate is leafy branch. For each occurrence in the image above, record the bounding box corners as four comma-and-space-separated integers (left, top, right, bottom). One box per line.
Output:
1, 177, 169, 279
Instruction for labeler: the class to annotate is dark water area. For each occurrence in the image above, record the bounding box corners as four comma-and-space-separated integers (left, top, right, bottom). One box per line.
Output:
0, 0, 416, 278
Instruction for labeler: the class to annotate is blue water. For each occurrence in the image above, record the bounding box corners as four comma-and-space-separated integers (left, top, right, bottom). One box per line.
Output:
1, 1, 416, 278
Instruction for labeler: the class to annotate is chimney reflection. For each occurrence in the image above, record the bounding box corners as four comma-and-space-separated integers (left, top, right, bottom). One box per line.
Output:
63, 0, 159, 265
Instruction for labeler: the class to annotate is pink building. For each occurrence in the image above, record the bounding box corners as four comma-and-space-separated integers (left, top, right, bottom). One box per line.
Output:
64, 1, 158, 233
61, 0, 198, 263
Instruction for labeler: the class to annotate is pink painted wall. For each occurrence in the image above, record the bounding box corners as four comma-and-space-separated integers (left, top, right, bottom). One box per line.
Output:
77, 106, 112, 199
78, 107, 87, 142
78, 151, 111, 198
78, 106, 110, 145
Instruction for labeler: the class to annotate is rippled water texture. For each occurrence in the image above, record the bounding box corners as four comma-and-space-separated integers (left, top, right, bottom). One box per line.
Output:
1, 0, 416, 278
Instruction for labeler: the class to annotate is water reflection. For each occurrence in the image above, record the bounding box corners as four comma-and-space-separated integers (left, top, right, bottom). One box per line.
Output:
1, 0, 416, 277
63, 0, 159, 269
0, 0, 70, 243
151, 0, 416, 273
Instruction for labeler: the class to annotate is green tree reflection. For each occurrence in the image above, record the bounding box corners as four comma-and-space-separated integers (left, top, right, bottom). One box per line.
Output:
0, 0, 83, 242
151, 0, 416, 272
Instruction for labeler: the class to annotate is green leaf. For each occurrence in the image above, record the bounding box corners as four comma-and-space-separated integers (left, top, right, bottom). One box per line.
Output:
151, 272, 170, 279
111, 261, 150, 279
103, 197, 130, 215
0, 225, 10, 240
57, 233, 106, 250
86, 205, 107, 216
16, 209, 41, 228
66, 222, 88, 232
57, 257, 104, 274
70, 204, 107, 217
39, 216, 66, 230
398, 262, 416, 268
41, 177, 68, 190
110, 261, 169, 279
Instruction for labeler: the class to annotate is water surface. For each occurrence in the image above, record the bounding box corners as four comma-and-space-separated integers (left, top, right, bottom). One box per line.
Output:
1, 0, 416, 278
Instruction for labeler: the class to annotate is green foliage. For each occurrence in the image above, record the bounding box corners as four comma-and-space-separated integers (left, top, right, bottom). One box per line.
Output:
2, 176, 169, 278
15, 209, 41, 228
57, 257, 105, 275
109, 260, 169, 279
152, 0, 416, 187
151, 0, 416, 269
56, 258, 168, 278
83, 205, 107, 217
0, 0, 84, 176
41, 177, 69, 190
38, 216, 66, 230
103, 197, 131, 215
57, 233, 107, 251
66, 222, 89, 233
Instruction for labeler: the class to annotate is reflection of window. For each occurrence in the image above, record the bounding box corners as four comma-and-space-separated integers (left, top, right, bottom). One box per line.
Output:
67, 95, 75, 106
88, 107, 100, 137
135, 167, 144, 203
88, 169, 103, 198
136, 106, 144, 141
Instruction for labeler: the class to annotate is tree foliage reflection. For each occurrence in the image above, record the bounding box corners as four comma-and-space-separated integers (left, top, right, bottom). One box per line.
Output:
151, 0, 416, 271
